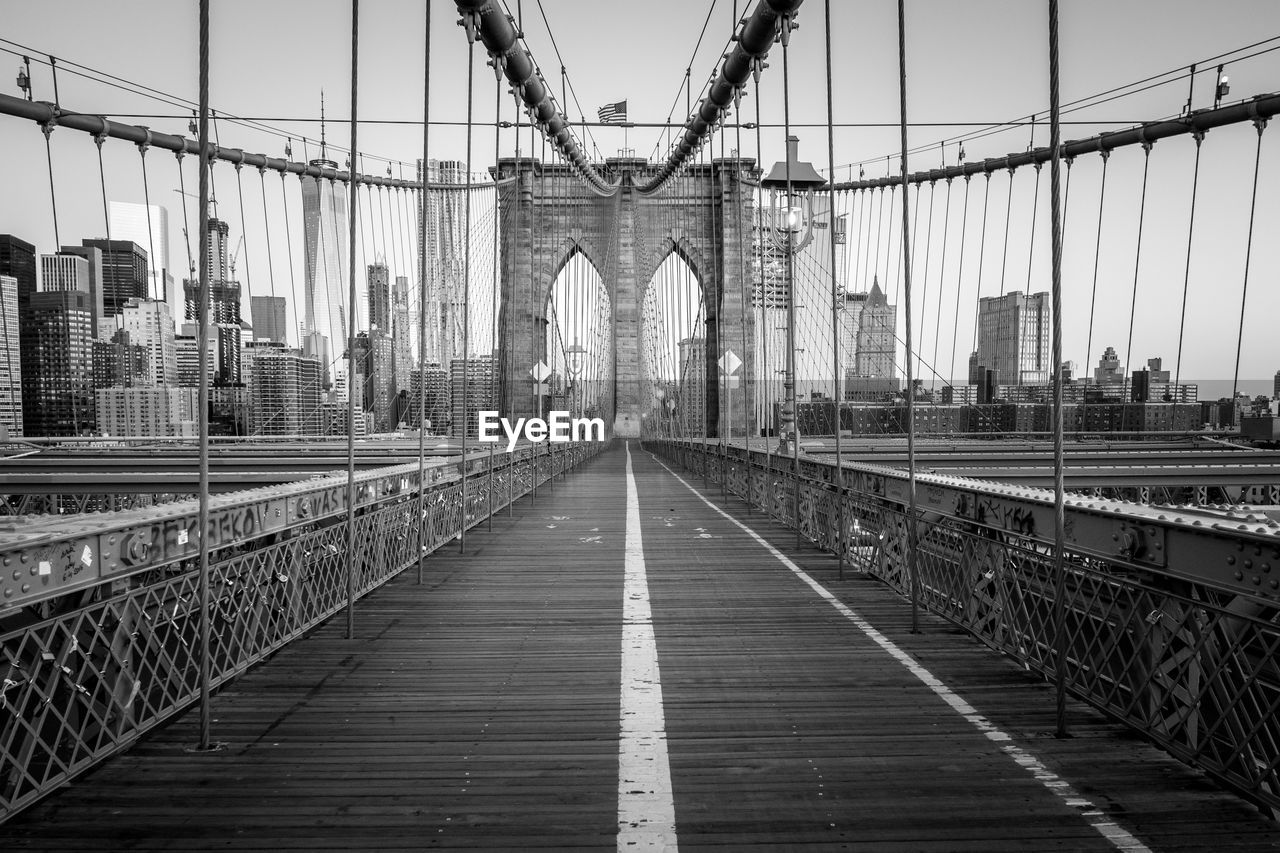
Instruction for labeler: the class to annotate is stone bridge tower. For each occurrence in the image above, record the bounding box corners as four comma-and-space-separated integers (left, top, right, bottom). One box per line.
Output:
493, 156, 758, 439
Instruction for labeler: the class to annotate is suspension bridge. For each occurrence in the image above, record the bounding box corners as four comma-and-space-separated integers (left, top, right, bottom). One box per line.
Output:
3, 0, 1280, 848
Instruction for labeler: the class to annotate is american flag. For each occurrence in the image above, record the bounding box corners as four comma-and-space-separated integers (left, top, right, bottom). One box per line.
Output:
597, 100, 627, 124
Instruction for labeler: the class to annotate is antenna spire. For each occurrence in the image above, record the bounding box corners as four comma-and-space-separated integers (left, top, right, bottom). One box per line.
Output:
320, 89, 327, 159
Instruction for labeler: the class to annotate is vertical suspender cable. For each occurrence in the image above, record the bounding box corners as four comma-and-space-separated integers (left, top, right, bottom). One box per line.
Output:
824, 0, 845, 577
1123, 141, 1152, 405
969, 173, 992, 358
138, 143, 161, 303
489, 74, 501, 530
258, 169, 277, 304
1230, 119, 1266, 401
916, 180, 934, 383
42, 118, 60, 250
896, 0, 920, 633
1172, 132, 1204, 395
280, 170, 298, 350
1083, 152, 1109, 409
1047, 0, 1070, 739
344, 0, 360, 639
461, 32, 475, 551
507, 111, 517, 516
947, 175, 970, 387
417, 0, 432, 580
930, 174, 952, 388
195, 0, 213, 751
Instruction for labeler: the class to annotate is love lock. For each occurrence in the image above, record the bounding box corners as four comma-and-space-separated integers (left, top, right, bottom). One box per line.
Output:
1116, 525, 1143, 560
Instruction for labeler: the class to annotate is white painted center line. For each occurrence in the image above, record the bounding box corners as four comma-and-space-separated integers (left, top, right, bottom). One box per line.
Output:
649, 450, 1152, 853
617, 441, 678, 851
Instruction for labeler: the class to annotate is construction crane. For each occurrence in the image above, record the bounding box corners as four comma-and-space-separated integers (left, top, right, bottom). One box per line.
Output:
228, 235, 244, 283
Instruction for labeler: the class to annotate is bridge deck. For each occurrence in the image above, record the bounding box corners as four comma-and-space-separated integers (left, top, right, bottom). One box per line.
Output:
2, 442, 1278, 850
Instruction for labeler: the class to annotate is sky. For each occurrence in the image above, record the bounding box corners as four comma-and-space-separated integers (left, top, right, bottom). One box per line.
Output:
3, 0, 1280, 383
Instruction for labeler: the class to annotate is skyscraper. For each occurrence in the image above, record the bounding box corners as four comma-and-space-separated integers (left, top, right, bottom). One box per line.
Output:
0, 275, 23, 437
421, 159, 468, 367
183, 218, 241, 325
354, 330, 396, 432
392, 274, 413, 392
367, 262, 391, 332
56, 245, 106, 336
21, 290, 95, 436
854, 278, 896, 379
975, 290, 1051, 386
301, 162, 349, 387
250, 295, 288, 344
182, 219, 244, 386
81, 239, 149, 319
677, 336, 707, 436
0, 235, 38, 310
108, 201, 172, 316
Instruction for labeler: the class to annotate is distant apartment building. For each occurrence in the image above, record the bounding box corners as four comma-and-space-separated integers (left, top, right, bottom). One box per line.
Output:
250, 295, 289, 344
92, 331, 151, 389
244, 341, 323, 436
116, 298, 177, 387
975, 290, 1051, 386
450, 354, 498, 437
95, 386, 189, 437
174, 326, 218, 387
408, 364, 450, 432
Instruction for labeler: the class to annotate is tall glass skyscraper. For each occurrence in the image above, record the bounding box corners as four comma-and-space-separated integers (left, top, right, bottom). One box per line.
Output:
108, 201, 172, 317
301, 160, 348, 390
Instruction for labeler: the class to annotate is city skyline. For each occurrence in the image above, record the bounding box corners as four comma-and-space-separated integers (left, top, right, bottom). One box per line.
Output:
3, 2, 1280, 382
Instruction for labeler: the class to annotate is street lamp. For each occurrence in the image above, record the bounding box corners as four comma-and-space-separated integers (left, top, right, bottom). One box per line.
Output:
565, 338, 587, 417
760, 135, 826, 455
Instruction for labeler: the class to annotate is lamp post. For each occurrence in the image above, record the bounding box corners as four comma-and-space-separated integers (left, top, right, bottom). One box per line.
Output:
761, 135, 826, 456
566, 338, 587, 419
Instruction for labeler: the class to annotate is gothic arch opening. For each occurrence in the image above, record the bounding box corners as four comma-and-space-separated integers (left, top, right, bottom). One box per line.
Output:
641, 250, 705, 438
544, 247, 613, 424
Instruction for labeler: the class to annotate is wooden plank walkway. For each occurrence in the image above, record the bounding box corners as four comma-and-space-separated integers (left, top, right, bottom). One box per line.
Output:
2, 441, 1279, 850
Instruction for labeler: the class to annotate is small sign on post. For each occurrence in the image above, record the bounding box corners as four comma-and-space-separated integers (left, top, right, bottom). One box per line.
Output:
719, 350, 742, 442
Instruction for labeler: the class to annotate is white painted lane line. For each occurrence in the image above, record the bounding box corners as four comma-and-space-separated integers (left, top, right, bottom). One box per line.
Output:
648, 451, 1152, 853
617, 441, 678, 851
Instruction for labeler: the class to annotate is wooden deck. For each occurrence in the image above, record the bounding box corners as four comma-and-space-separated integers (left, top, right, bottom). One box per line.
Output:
2, 441, 1279, 851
